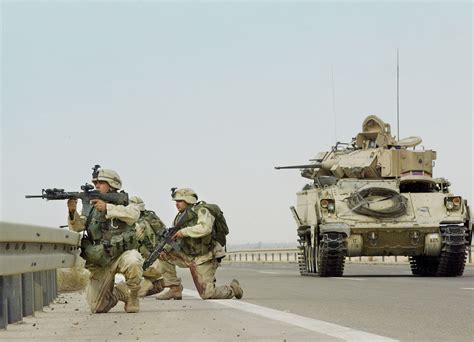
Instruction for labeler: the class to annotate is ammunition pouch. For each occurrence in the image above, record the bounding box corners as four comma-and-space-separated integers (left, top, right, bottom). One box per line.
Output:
81, 229, 138, 267
80, 198, 138, 267
122, 230, 138, 251
81, 239, 111, 267
110, 234, 124, 258
180, 235, 212, 257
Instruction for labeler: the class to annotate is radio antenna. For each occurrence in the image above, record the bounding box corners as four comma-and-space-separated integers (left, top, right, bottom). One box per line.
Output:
331, 66, 338, 144
397, 48, 400, 140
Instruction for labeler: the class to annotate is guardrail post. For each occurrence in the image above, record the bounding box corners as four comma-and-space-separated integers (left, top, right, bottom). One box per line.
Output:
48, 270, 55, 303
21, 273, 34, 317
40, 271, 49, 306
279, 253, 282, 261
2, 275, 23, 324
33, 272, 43, 311
0, 276, 7, 329
53, 270, 58, 298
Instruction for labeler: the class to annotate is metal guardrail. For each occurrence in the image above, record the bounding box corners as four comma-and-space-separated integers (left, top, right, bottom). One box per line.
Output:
224, 246, 473, 264
0, 222, 81, 330
225, 248, 299, 263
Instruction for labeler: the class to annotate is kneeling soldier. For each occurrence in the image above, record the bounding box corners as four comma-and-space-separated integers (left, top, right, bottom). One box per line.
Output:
68, 168, 143, 313
129, 196, 166, 297
156, 188, 243, 300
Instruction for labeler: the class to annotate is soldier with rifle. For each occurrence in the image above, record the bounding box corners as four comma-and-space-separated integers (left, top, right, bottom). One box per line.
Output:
128, 195, 167, 298
69, 166, 144, 313
149, 188, 243, 300
27, 165, 144, 313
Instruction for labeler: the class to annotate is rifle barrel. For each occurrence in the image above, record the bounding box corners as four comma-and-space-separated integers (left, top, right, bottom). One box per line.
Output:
25, 195, 45, 198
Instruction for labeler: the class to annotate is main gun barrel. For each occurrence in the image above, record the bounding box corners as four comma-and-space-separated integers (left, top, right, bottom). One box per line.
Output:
274, 163, 321, 170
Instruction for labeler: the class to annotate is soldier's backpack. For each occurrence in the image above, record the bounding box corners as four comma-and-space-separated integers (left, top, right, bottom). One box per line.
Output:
197, 202, 229, 247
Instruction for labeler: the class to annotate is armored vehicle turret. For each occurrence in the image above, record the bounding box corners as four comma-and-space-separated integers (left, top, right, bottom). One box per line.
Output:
276, 115, 471, 277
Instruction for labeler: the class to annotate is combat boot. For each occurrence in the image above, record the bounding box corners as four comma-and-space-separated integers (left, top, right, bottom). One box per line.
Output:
155, 284, 183, 300
115, 282, 130, 303
98, 283, 129, 313
230, 279, 243, 299
125, 289, 140, 313
146, 279, 165, 297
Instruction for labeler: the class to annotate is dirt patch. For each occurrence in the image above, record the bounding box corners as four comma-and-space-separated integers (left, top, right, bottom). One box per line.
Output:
57, 267, 90, 292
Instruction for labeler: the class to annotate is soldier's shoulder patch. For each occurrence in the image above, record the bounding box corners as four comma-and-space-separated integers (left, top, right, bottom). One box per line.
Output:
200, 208, 208, 215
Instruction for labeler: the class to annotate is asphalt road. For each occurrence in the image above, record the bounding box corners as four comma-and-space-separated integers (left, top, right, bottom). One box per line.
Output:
1, 263, 473, 341
212, 263, 474, 341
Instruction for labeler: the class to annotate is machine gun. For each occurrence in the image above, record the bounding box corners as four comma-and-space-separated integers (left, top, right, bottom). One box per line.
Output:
25, 184, 129, 217
142, 208, 189, 270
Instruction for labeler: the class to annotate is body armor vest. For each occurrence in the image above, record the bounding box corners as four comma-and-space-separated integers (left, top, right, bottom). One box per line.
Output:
80, 198, 137, 267
175, 204, 213, 256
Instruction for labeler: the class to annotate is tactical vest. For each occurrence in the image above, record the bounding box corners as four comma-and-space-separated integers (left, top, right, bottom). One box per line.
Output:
80, 204, 137, 267
175, 204, 212, 257
137, 210, 165, 257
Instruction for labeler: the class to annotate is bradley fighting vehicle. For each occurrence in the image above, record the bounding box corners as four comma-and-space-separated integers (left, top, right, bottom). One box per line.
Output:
276, 115, 471, 277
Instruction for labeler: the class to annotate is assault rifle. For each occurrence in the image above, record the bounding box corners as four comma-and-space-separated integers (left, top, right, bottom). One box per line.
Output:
142, 209, 189, 269
25, 184, 129, 217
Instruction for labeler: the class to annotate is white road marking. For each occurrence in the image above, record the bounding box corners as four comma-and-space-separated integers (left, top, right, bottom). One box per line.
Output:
183, 289, 398, 342
461, 288, 474, 290
333, 277, 366, 281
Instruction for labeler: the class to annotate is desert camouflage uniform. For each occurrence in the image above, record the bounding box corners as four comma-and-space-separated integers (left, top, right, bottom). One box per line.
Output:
158, 202, 236, 299
68, 170, 142, 313
129, 196, 166, 298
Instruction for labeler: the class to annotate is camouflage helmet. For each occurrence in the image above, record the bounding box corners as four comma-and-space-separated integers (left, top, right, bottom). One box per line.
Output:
129, 196, 145, 211
172, 188, 198, 204
92, 169, 122, 190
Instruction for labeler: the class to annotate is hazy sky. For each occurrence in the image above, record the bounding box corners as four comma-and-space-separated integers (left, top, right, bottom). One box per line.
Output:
1, 1, 472, 244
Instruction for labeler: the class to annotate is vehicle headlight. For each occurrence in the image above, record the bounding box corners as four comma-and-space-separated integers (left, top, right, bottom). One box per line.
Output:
445, 196, 462, 211
320, 199, 335, 213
